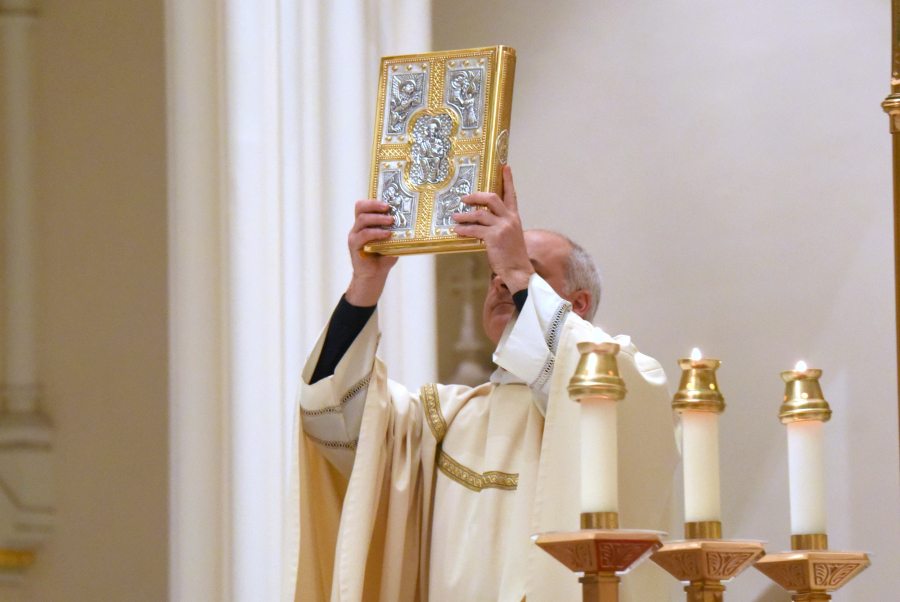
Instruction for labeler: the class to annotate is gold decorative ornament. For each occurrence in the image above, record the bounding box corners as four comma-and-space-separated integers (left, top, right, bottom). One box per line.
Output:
567, 342, 626, 402
581, 511, 619, 530
672, 357, 725, 414
791, 534, 828, 551
779, 368, 832, 424
684, 521, 722, 540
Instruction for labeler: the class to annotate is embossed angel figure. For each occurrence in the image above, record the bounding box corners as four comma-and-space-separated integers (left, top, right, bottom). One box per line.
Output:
449, 71, 479, 128
389, 79, 422, 133
383, 181, 409, 229
436, 179, 472, 226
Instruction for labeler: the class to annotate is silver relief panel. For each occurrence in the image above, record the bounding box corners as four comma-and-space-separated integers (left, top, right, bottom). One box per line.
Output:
380, 170, 416, 233
409, 114, 454, 186
446, 68, 484, 130
434, 162, 478, 228
386, 72, 425, 135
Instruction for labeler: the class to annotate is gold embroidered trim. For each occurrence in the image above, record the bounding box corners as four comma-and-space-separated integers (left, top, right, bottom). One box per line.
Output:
422, 383, 447, 442
437, 450, 518, 492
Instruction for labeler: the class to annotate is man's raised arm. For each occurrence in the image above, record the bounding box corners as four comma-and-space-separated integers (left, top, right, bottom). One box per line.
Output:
299, 199, 398, 475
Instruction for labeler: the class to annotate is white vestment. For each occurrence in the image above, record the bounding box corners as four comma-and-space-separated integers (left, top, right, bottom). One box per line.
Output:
291, 275, 679, 602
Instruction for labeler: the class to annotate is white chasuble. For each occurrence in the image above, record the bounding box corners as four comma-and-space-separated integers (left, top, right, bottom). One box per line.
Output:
292, 275, 679, 602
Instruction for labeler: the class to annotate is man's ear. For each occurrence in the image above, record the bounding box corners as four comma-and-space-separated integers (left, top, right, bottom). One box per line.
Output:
570, 290, 592, 320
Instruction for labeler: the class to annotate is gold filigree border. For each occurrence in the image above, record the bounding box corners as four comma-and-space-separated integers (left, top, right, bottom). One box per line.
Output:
421, 383, 446, 442
437, 450, 518, 492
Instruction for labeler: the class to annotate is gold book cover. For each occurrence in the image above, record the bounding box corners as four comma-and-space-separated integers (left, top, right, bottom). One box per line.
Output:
363, 45, 516, 255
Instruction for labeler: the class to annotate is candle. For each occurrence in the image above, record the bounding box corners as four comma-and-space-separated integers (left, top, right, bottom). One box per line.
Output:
682, 411, 721, 522
567, 342, 626, 516
780, 361, 831, 536
581, 398, 618, 512
672, 348, 725, 527
787, 420, 826, 534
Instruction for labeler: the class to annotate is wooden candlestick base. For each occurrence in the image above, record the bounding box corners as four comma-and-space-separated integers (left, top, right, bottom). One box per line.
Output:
650, 540, 765, 602
754, 550, 870, 602
533, 529, 664, 602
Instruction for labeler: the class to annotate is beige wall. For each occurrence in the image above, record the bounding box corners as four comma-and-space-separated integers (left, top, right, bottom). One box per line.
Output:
0, 1, 168, 600
435, 1, 899, 600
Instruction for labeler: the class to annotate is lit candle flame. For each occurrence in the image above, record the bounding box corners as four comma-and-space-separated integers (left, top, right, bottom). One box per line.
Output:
690, 348, 702, 361
795, 360, 808, 372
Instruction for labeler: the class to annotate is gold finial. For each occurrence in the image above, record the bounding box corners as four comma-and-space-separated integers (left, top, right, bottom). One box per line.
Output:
567, 342, 626, 402
779, 362, 832, 424
672, 349, 725, 413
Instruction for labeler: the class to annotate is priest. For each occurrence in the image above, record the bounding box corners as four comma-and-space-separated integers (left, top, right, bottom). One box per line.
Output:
291, 166, 679, 602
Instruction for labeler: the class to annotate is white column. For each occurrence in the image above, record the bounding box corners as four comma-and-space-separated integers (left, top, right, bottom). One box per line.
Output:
0, 0, 54, 562
222, 1, 286, 600
165, 1, 228, 600
1, 0, 38, 413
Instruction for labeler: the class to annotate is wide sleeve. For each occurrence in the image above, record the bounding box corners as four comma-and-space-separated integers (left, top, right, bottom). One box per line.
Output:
299, 308, 380, 477
493, 273, 573, 414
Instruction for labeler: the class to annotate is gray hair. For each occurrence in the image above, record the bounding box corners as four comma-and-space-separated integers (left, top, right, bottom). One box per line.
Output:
531, 229, 603, 322
562, 237, 602, 322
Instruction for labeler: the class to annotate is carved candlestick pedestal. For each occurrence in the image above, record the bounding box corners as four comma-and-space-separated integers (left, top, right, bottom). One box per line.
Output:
754, 548, 869, 602
650, 537, 765, 602
534, 513, 664, 602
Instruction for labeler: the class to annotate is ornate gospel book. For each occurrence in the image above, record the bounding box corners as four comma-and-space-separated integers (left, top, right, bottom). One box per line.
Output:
363, 46, 516, 255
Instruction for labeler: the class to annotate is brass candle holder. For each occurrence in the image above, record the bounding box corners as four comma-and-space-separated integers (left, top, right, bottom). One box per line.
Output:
650, 354, 766, 602
534, 342, 665, 602
754, 367, 870, 601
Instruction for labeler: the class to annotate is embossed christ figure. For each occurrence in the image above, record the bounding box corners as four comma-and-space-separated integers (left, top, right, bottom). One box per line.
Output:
419, 119, 446, 182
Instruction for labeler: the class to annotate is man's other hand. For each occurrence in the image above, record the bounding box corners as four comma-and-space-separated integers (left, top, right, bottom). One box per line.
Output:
452, 166, 534, 293
346, 199, 398, 306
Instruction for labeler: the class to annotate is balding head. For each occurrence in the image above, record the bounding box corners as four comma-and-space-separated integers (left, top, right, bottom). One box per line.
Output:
482, 229, 602, 345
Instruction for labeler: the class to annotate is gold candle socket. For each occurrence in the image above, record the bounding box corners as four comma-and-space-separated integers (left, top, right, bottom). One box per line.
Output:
581, 512, 619, 530
791, 534, 828, 551
779, 368, 832, 424
672, 357, 725, 414
567, 342, 626, 402
684, 521, 722, 540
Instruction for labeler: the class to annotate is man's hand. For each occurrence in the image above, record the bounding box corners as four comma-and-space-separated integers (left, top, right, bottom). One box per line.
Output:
452, 166, 534, 293
346, 200, 398, 306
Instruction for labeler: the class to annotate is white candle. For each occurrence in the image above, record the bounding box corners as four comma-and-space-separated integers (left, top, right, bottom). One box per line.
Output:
787, 419, 827, 534
581, 397, 618, 513
682, 411, 722, 522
